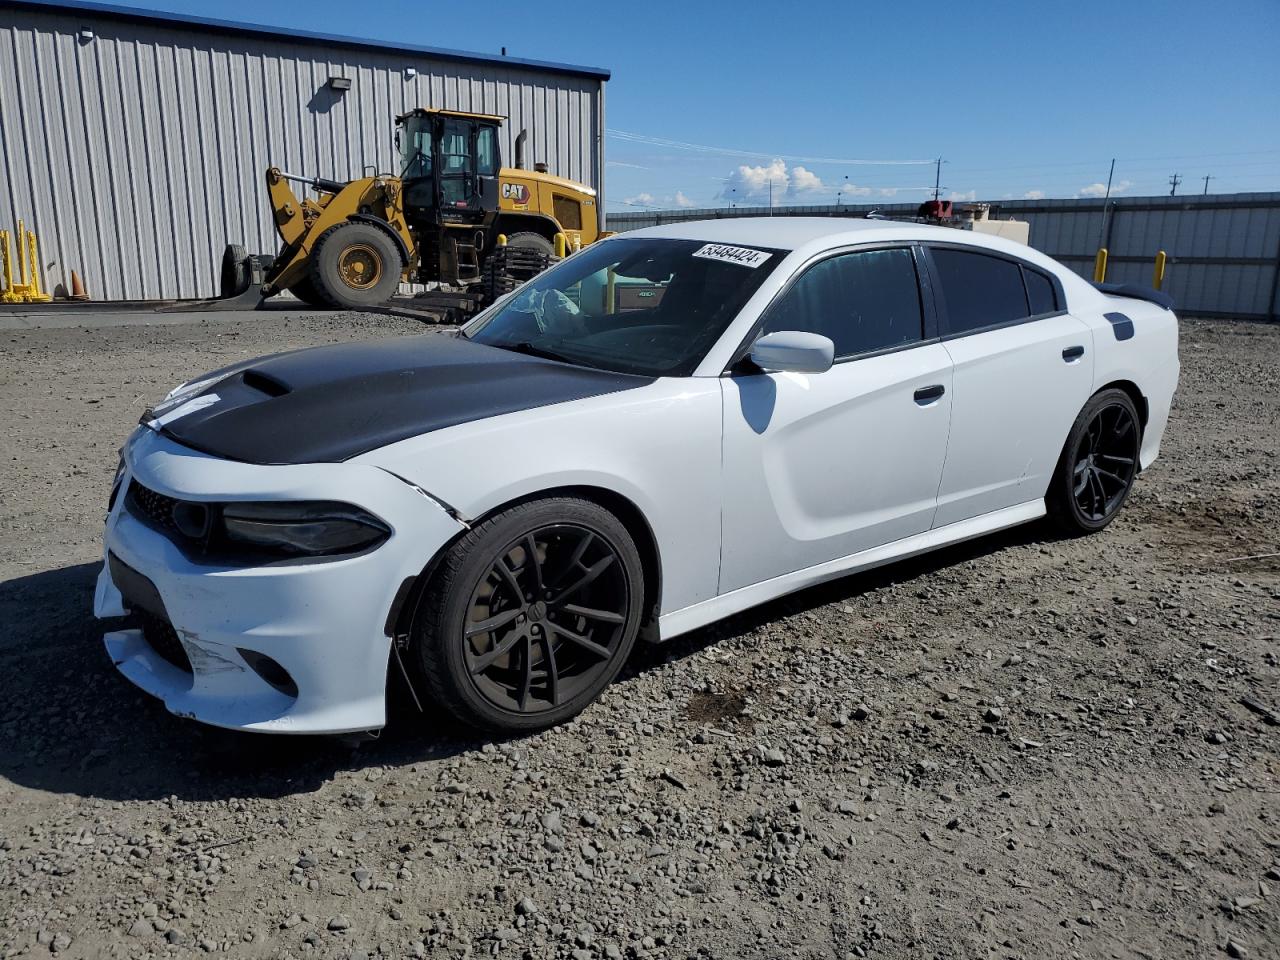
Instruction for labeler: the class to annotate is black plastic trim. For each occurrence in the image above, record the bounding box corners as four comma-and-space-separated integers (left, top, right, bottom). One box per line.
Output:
1103, 312, 1135, 341
107, 552, 168, 621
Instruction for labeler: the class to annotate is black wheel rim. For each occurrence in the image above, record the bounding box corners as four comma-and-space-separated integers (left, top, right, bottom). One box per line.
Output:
463, 523, 630, 715
1072, 403, 1139, 523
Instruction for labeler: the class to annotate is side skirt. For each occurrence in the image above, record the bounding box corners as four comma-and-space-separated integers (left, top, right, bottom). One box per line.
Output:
657, 499, 1046, 641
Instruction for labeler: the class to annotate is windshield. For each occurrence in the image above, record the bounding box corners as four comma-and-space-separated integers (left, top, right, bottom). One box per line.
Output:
398, 115, 432, 180
464, 238, 785, 377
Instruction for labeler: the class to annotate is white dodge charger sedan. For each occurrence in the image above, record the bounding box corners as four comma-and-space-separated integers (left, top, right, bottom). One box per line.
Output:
95, 218, 1179, 735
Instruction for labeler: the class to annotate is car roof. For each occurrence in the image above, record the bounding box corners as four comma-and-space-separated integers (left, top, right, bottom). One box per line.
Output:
618, 216, 1033, 259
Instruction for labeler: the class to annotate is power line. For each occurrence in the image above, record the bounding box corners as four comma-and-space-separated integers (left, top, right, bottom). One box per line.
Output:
606, 129, 935, 166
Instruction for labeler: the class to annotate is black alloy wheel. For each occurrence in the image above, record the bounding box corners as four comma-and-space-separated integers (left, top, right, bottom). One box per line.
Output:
463, 523, 630, 713
414, 498, 644, 732
1048, 388, 1142, 533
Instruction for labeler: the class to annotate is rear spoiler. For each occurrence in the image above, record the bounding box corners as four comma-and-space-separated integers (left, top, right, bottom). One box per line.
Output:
1092, 282, 1174, 311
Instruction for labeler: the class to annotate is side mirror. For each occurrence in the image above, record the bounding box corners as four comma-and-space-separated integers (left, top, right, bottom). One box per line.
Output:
749, 330, 835, 374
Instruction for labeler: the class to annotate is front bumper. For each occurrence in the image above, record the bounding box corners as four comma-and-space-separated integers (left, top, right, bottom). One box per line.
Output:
96, 429, 465, 734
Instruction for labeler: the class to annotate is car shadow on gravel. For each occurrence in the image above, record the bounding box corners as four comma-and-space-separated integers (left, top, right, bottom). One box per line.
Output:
0, 563, 489, 803
0, 522, 1060, 803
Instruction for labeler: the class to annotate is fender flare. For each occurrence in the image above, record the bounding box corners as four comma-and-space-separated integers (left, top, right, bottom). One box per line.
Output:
346, 213, 411, 265
494, 212, 562, 242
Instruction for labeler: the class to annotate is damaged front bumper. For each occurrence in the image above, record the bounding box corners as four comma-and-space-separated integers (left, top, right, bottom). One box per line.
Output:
96, 429, 465, 735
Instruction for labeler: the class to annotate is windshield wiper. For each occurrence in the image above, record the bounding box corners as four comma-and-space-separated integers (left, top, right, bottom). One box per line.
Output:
497, 340, 575, 364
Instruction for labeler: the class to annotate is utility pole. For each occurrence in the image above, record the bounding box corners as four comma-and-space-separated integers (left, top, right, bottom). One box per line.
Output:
933, 157, 943, 202
1097, 158, 1116, 248
1168, 172, 1182, 196
1201, 174, 1214, 195
768, 178, 773, 216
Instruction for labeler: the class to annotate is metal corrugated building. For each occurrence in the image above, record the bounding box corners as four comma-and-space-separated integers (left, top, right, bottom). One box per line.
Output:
1, 0, 609, 300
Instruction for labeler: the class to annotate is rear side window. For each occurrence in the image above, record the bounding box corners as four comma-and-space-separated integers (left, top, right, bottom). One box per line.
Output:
1024, 267, 1059, 315
930, 248, 1029, 335
760, 248, 924, 358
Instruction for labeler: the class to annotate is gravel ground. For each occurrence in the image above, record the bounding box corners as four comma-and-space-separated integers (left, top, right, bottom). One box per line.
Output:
0, 312, 1277, 960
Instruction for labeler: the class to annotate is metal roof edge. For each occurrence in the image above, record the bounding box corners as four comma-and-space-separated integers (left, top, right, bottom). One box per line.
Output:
9, 0, 612, 81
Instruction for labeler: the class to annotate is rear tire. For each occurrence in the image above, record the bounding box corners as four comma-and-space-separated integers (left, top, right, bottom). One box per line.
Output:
505, 231, 555, 256
219, 243, 250, 298
308, 222, 403, 309
412, 497, 644, 733
1046, 388, 1142, 535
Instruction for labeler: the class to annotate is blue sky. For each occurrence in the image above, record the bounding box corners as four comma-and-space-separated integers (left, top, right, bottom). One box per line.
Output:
137, 0, 1280, 211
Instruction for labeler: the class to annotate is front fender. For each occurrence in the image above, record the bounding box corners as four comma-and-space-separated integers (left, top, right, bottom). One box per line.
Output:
355, 379, 724, 616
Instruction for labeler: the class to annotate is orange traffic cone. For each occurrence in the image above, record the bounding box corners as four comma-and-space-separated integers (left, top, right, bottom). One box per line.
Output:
69, 270, 89, 301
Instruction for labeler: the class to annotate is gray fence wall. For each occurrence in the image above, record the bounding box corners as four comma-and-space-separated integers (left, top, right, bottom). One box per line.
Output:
609, 193, 1280, 321
1, 1, 607, 301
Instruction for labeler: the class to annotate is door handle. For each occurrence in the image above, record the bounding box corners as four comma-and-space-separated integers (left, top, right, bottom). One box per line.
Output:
1062, 345, 1085, 362
913, 384, 945, 405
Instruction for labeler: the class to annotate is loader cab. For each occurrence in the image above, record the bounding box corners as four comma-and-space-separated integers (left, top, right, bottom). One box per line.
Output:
396, 108, 502, 224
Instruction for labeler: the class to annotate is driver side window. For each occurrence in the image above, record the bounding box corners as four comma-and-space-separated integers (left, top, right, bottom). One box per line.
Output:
761, 248, 924, 359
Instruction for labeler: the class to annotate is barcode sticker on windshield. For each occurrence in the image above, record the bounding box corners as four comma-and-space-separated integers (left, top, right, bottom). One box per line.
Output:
692, 243, 772, 268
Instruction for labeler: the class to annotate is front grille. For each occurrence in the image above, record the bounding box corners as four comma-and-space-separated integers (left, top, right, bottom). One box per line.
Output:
126, 482, 182, 535
140, 612, 193, 673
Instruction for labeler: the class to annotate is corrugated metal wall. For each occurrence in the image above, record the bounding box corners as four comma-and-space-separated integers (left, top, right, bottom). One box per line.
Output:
609, 194, 1280, 320
0, 5, 605, 300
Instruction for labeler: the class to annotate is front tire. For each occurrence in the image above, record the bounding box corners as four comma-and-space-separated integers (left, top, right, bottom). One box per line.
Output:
308, 222, 403, 309
413, 498, 644, 733
1046, 388, 1142, 534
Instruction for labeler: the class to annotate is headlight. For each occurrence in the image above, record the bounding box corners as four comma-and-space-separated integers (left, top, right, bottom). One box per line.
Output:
220, 501, 391, 557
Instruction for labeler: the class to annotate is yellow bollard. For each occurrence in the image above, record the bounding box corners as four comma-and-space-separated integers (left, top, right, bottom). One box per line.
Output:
1093, 248, 1108, 283
1, 220, 53, 302
496, 233, 507, 246
553, 232, 567, 258
1152, 250, 1167, 290
15, 219, 28, 289
0, 230, 18, 303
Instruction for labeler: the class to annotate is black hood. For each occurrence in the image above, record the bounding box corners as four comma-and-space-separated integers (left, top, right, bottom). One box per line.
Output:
151, 334, 651, 465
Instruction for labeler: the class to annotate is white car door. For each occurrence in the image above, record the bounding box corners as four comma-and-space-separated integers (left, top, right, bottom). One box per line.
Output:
719, 245, 954, 594
925, 245, 1094, 528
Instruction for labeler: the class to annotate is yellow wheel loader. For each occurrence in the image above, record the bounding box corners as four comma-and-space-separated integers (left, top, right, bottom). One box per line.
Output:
222, 108, 601, 315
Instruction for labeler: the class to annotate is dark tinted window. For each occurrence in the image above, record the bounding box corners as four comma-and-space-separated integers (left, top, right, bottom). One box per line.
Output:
476, 126, 498, 176
931, 248, 1029, 335
761, 248, 923, 357
1024, 267, 1058, 315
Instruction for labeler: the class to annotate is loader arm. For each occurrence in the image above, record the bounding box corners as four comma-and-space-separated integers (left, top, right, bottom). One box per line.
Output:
262, 167, 415, 296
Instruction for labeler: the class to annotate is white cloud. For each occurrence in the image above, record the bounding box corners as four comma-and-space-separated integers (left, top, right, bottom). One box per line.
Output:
623, 192, 655, 207
878, 187, 899, 198
836, 182, 872, 198
791, 165, 825, 193
1023, 189, 1045, 200
948, 189, 977, 202
673, 190, 695, 208
720, 158, 789, 203
1078, 179, 1132, 198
